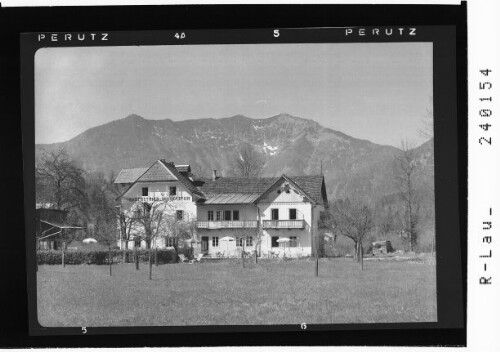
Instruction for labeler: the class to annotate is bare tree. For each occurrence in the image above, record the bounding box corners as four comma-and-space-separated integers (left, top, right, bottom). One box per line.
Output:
86, 181, 118, 276
162, 216, 196, 260
116, 209, 139, 261
330, 198, 374, 270
132, 200, 179, 279
418, 97, 434, 140
393, 140, 420, 252
35, 148, 86, 210
231, 144, 265, 177
133, 201, 172, 249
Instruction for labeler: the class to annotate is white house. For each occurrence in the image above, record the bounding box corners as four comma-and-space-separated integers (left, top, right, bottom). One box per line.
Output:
115, 159, 328, 258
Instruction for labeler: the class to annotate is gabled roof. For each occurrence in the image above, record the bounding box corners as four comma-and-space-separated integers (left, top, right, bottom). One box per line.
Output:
136, 161, 178, 182
115, 165, 193, 184
114, 160, 327, 206
289, 175, 328, 207
114, 168, 148, 184
253, 174, 315, 205
196, 175, 327, 206
158, 161, 205, 198
115, 160, 204, 200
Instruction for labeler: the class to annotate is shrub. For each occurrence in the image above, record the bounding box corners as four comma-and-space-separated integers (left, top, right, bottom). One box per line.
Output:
37, 247, 188, 265
37, 250, 118, 265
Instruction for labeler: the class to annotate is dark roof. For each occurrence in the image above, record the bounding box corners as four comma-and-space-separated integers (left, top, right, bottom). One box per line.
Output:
115, 161, 326, 205
136, 161, 178, 182
158, 161, 205, 199
197, 175, 327, 206
114, 165, 192, 184
114, 168, 148, 184
197, 177, 278, 194
202, 193, 261, 204
116, 160, 204, 200
289, 175, 328, 206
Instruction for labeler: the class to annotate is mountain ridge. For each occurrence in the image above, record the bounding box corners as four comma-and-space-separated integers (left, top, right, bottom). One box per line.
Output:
35, 113, 433, 204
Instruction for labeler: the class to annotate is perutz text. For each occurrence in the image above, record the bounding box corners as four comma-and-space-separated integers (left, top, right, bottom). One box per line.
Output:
345, 27, 416, 37
37, 33, 109, 42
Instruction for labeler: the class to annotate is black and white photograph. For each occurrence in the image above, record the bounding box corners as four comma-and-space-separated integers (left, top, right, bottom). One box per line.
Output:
32, 38, 438, 328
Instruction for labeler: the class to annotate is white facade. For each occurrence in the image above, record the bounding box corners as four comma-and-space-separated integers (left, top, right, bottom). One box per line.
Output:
116, 161, 327, 258
121, 180, 197, 222
195, 179, 324, 258
118, 171, 199, 250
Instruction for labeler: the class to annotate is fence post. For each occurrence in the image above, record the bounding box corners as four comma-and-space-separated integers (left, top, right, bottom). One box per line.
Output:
62, 242, 66, 268
134, 245, 139, 270
242, 240, 246, 269
149, 250, 152, 280
108, 247, 112, 276
315, 253, 318, 277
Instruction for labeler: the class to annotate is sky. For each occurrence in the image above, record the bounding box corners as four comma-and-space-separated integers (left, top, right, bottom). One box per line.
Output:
35, 43, 433, 147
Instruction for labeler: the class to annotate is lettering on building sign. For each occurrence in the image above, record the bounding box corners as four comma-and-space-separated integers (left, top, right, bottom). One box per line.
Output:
126, 196, 191, 202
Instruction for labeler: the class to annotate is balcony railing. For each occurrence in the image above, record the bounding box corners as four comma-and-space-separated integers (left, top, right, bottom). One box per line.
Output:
196, 221, 258, 229
262, 220, 305, 229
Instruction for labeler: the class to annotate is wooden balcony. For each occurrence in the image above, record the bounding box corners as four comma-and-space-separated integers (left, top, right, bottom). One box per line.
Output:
262, 220, 305, 229
196, 220, 258, 230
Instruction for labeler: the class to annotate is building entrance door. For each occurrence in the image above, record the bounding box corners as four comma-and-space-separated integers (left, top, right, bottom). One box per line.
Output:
201, 236, 209, 253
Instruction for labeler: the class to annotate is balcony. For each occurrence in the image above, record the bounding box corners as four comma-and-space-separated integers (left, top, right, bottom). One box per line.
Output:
262, 220, 305, 229
196, 220, 258, 230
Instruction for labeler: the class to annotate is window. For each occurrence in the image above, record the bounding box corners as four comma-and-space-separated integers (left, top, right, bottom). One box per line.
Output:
271, 236, 279, 247
224, 210, 231, 221
212, 237, 219, 247
233, 210, 240, 221
236, 237, 244, 247
216, 211, 222, 221
176, 210, 183, 220
208, 211, 214, 221
169, 186, 177, 196
246, 236, 253, 246
165, 237, 175, 247
271, 208, 279, 220
290, 236, 298, 247
289, 208, 297, 220
142, 187, 148, 196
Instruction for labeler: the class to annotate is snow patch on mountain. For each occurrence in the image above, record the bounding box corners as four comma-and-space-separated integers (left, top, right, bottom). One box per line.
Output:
262, 142, 279, 156
152, 126, 164, 139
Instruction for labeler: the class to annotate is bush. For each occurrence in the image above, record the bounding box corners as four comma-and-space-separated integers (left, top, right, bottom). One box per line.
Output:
37, 247, 191, 265
37, 250, 117, 265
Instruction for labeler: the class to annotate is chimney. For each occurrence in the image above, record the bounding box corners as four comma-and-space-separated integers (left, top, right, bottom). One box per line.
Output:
212, 170, 217, 181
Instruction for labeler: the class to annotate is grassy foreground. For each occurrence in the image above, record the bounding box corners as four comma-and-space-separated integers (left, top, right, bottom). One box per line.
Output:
37, 258, 436, 327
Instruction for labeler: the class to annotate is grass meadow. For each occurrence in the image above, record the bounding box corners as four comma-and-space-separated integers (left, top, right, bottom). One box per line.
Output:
37, 257, 436, 327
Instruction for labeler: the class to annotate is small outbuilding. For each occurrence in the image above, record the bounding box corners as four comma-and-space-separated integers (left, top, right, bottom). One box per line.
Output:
36, 208, 85, 250
371, 240, 394, 255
